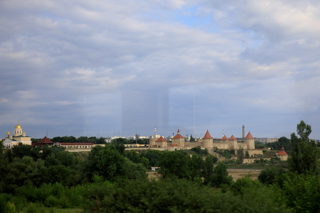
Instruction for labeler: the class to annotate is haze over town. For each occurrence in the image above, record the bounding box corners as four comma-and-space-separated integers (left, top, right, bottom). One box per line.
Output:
1, 0, 320, 139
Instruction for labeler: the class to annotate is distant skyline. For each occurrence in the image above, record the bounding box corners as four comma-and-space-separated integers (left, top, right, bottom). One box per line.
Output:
1, 0, 320, 139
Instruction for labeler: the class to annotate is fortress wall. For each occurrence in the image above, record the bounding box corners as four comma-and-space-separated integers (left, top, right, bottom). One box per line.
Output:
213, 142, 230, 149
247, 149, 263, 157
237, 143, 248, 150
184, 142, 203, 147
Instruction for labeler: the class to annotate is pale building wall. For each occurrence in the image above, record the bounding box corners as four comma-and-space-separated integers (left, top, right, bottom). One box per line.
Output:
184, 142, 203, 147
228, 140, 238, 150
172, 138, 184, 147
279, 155, 288, 161
247, 149, 263, 157
202, 139, 213, 148
14, 127, 22, 136
156, 141, 167, 148
149, 138, 156, 147
243, 158, 271, 164
213, 142, 229, 149
245, 139, 255, 149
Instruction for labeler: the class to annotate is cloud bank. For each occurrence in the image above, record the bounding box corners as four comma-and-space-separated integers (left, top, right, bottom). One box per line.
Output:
0, 0, 319, 138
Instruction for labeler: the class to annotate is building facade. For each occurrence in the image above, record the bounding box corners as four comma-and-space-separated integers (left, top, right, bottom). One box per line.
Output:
3, 123, 32, 148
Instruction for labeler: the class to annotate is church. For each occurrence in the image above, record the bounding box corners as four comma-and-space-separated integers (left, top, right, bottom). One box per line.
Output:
3, 123, 32, 148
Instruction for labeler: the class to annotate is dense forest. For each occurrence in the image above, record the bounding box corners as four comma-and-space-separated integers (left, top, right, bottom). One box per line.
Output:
0, 120, 319, 213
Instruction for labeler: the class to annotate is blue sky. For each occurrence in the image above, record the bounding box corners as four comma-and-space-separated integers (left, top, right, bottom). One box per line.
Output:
1, 0, 320, 139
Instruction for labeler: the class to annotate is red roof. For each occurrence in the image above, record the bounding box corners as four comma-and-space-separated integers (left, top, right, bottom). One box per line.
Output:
221, 135, 228, 140
277, 146, 288, 156
203, 130, 212, 139
245, 132, 254, 139
38, 136, 54, 144
229, 135, 237, 140
156, 136, 167, 142
60, 143, 93, 145
173, 129, 184, 139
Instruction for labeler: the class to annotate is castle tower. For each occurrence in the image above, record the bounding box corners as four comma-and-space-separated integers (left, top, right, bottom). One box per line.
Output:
229, 135, 238, 150
149, 138, 157, 147
242, 125, 245, 138
14, 123, 22, 136
172, 129, 185, 147
155, 136, 167, 148
202, 130, 213, 148
221, 135, 228, 142
277, 146, 288, 161
244, 131, 255, 149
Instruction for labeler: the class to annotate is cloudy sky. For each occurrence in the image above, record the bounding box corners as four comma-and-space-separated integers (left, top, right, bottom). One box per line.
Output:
1, 0, 320, 139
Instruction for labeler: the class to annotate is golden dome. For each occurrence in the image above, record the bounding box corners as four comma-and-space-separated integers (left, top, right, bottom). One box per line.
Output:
15, 124, 21, 129
23, 132, 26, 135
6, 131, 11, 135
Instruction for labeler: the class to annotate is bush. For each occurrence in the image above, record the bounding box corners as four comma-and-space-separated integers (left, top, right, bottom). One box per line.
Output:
258, 166, 285, 185
230, 177, 261, 196
281, 173, 320, 212
44, 195, 60, 207
82, 178, 291, 213
211, 162, 233, 187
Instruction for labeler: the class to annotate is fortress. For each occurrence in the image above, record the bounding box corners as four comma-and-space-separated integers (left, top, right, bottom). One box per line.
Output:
149, 129, 263, 156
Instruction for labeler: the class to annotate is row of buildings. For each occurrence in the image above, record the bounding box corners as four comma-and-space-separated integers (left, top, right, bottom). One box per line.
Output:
1, 123, 288, 160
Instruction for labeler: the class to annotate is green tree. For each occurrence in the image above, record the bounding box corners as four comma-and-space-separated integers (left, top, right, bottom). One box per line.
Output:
258, 166, 285, 185
190, 135, 195, 142
158, 151, 190, 179
237, 148, 244, 163
141, 150, 163, 167
84, 145, 127, 182
203, 155, 215, 185
288, 120, 318, 175
189, 154, 204, 181
211, 162, 233, 187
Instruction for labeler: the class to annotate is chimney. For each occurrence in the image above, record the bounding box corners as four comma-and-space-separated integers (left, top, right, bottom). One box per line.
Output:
242, 125, 245, 138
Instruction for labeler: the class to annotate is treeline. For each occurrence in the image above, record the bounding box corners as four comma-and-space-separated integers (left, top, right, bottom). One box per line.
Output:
32, 136, 107, 144
1, 120, 320, 213
112, 137, 149, 145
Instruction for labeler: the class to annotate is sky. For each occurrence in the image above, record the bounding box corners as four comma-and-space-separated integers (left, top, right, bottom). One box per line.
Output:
1, 0, 320, 139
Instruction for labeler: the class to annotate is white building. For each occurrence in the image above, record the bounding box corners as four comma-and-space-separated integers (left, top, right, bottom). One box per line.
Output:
3, 123, 32, 148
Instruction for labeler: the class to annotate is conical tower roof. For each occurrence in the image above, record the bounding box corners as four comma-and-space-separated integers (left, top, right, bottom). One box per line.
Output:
39, 136, 54, 144
221, 135, 228, 140
245, 131, 254, 139
156, 136, 167, 142
277, 146, 288, 156
229, 135, 237, 140
203, 130, 212, 139
173, 129, 184, 139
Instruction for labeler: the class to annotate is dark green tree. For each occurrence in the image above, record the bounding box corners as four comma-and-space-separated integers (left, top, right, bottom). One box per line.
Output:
189, 154, 204, 181
190, 135, 195, 142
84, 145, 127, 182
158, 151, 190, 179
237, 148, 244, 163
211, 162, 233, 187
203, 155, 215, 185
288, 120, 318, 175
140, 150, 163, 167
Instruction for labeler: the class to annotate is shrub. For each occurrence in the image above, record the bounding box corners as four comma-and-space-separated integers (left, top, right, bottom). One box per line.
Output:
258, 166, 285, 185
44, 195, 60, 207
82, 178, 291, 213
230, 177, 261, 196
281, 173, 320, 212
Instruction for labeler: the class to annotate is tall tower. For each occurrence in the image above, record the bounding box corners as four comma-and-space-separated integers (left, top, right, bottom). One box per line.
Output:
154, 127, 156, 138
242, 125, 245, 138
